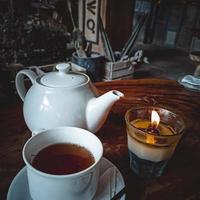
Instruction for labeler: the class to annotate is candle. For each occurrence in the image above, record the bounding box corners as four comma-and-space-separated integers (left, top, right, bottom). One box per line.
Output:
125, 107, 185, 178
128, 110, 176, 159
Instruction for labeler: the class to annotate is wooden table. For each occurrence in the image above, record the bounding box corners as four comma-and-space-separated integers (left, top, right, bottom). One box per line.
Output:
1, 79, 200, 200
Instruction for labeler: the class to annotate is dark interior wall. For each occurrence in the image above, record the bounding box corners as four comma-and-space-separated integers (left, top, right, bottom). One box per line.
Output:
133, 0, 200, 52
104, 0, 200, 54
176, 4, 200, 51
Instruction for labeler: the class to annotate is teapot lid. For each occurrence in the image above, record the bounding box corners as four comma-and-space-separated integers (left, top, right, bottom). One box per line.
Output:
40, 63, 88, 87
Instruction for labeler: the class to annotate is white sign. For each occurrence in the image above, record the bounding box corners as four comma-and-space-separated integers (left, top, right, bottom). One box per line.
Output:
84, 0, 100, 43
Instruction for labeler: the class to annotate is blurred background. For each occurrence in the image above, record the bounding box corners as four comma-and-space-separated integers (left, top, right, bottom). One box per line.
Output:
0, 0, 199, 103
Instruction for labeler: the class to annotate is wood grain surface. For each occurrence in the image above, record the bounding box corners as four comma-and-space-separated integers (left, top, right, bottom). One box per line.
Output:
1, 79, 200, 200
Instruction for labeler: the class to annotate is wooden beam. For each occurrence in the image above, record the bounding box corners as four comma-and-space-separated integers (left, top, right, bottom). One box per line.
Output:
105, 0, 134, 51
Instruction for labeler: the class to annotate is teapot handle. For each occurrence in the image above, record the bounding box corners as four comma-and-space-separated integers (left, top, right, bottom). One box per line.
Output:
15, 70, 37, 101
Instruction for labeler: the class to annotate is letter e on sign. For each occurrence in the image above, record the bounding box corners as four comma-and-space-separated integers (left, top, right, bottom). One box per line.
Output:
84, 0, 100, 43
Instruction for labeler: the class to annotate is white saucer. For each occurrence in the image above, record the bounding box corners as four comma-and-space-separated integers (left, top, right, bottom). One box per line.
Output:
178, 76, 200, 92
7, 157, 125, 200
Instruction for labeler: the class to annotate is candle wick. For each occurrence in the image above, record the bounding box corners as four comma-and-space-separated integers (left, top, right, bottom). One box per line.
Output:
147, 123, 160, 135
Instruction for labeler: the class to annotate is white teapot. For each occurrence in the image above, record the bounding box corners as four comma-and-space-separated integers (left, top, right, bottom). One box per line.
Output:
15, 63, 124, 133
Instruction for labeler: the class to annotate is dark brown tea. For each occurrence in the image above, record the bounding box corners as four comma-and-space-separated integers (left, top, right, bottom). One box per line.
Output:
32, 143, 95, 175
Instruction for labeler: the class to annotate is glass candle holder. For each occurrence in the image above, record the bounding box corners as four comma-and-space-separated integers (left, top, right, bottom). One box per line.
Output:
125, 106, 186, 179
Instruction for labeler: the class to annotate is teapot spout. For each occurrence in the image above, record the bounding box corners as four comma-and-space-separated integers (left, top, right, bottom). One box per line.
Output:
86, 90, 124, 133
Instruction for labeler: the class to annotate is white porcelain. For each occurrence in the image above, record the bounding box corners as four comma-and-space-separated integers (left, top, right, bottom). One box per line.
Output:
7, 157, 125, 200
178, 75, 200, 92
15, 63, 124, 133
22, 127, 103, 200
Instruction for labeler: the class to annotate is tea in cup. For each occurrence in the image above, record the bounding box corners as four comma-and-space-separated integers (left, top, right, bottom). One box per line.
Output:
23, 127, 103, 200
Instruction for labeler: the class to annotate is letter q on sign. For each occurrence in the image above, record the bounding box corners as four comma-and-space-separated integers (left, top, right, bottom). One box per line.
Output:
84, 0, 100, 43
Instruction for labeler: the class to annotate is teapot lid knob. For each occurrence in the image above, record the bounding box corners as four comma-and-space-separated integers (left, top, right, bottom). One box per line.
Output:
56, 63, 71, 74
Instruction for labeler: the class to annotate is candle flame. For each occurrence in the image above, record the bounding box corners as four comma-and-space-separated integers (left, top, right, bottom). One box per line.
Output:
151, 110, 160, 128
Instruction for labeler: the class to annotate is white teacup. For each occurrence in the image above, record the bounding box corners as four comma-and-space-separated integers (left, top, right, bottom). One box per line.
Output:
22, 127, 103, 200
